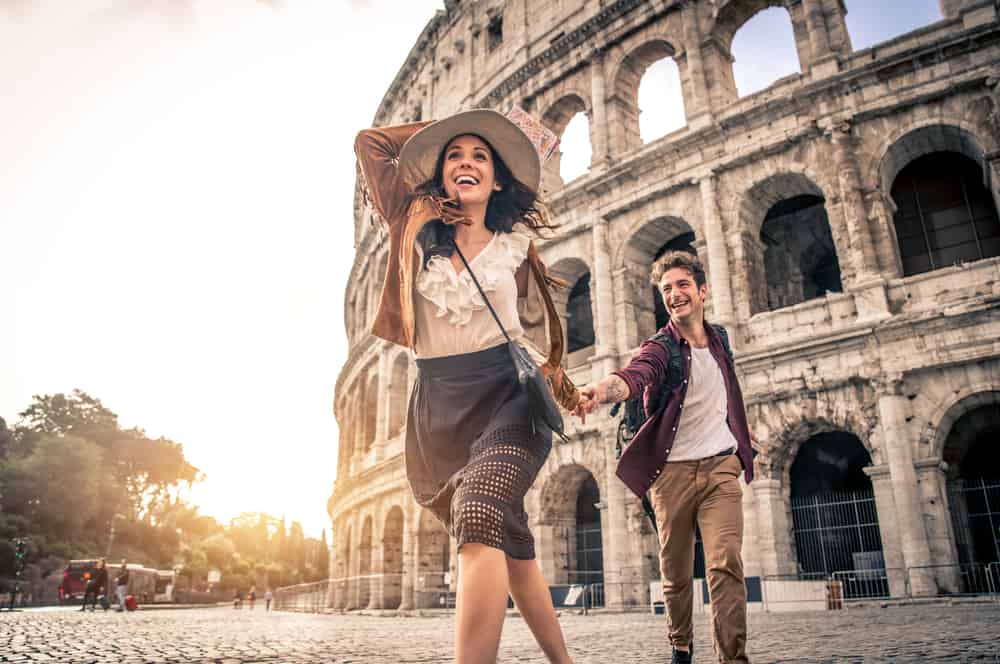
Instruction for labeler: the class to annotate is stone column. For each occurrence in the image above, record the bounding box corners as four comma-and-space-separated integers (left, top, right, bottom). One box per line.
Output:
591, 219, 619, 378
830, 122, 890, 322
374, 350, 390, 461
603, 437, 633, 609
398, 521, 415, 611
801, 0, 835, 71
612, 266, 636, 353
830, 122, 878, 282
741, 478, 762, 578
326, 522, 339, 609
698, 172, 735, 333
367, 515, 385, 610
588, 51, 611, 168
751, 479, 797, 576
680, 0, 710, 127
874, 375, 935, 596
864, 464, 907, 597
914, 458, 962, 593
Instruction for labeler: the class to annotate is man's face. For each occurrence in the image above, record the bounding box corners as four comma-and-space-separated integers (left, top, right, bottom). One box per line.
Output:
659, 267, 708, 323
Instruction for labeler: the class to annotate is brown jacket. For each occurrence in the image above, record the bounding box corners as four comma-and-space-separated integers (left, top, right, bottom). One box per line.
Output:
354, 121, 581, 411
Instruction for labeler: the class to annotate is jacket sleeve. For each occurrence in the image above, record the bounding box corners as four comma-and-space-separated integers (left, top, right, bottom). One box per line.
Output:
354, 121, 433, 224
611, 339, 669, 401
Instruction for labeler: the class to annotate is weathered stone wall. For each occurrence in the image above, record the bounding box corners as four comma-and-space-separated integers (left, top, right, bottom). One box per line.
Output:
329, 0, 1000, 608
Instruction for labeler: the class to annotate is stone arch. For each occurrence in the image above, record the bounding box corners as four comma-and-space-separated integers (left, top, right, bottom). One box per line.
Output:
548, 257, 595, 362
541, 93, 591, 189
610, 38, 680, 150
415, 508, 451, 608
616, 215, 697, 343
874, 123, 1000, 276
924, 389, 1000, 465
710, 1, 811, 74
787, 430, 884, 580
537, 463, 605, 585
382, 505, 405, 609
388, 352, 409, 439
876, 123, 991, 199
734, 171, 841, 315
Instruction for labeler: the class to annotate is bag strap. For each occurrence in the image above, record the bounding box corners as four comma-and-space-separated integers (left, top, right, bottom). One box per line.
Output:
451, 240, 513, 345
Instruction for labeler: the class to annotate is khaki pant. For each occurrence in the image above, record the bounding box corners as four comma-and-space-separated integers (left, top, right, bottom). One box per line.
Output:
649, 453, 749, 663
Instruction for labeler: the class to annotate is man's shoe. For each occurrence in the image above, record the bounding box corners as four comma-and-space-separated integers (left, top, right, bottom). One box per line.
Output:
671, 643, 693, 664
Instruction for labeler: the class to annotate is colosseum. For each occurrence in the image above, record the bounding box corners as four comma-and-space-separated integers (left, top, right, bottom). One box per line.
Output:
327, 0, 1000, 610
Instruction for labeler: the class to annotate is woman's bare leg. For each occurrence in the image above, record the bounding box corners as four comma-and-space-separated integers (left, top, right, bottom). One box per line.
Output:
456, 543, 509, 664
507, 557, 573, 664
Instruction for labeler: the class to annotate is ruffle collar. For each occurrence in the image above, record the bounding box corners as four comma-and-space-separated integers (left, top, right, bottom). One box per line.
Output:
415, 227, 531, 326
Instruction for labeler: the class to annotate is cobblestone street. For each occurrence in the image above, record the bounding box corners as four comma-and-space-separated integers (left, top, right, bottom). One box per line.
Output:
2, 603, 999, 663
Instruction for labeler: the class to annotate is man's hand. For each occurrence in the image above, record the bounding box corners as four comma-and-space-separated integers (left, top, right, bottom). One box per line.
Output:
572, 375, 630, 424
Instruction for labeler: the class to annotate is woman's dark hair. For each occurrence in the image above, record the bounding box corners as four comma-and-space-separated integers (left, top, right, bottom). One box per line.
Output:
414, 134, 556, 264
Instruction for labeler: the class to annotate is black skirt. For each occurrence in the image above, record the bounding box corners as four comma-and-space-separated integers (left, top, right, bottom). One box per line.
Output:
405, 343, 552, 559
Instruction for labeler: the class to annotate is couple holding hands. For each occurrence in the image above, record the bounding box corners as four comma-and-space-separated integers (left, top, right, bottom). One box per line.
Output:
355, 105, 754, 663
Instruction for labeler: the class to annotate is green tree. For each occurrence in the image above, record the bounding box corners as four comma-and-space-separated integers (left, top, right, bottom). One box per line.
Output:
0, 416, 12, 459
316, 529, 329, 580
0, 435, 103, 545
13, 390, 119, 454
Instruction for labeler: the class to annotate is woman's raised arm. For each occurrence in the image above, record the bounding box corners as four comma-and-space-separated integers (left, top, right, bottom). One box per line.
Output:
354, 120, 432, 224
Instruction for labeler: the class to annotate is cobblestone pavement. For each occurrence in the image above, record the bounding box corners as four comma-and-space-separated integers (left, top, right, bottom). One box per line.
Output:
2, 603, 999, 663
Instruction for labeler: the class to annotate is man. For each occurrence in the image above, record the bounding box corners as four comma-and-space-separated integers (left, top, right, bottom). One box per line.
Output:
114, 559, 129, 612
575, 251, 755, 664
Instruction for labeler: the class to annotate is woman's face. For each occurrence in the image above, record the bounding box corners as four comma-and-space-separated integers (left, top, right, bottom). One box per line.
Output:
440, 134, 500, 207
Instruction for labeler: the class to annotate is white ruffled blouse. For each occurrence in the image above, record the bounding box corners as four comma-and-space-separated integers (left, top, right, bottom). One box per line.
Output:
413, 226, 541, 360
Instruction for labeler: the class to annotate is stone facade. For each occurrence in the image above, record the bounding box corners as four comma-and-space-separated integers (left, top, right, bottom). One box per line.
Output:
329, 0, 1000, 609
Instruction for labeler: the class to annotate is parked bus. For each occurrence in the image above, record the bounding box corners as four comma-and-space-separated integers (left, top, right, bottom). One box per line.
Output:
153, 569, 175, 603
59, 560, 159, 605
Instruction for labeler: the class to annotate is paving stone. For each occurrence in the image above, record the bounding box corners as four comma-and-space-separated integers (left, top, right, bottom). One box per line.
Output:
1, 604, 999, 662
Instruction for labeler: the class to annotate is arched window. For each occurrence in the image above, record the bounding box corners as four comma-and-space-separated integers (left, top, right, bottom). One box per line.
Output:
845, 0, 941, 50
760, 194, 842, 310
637, 52, 685, 142
789, 432, 884, 597
891, 152, 1000, 277
542, 95, 591, 190
943, 400, 1000, 567
566, 273, 595, 353
574, 476, 604, 589
559, 112, 592, 183
731, 8, 800, 97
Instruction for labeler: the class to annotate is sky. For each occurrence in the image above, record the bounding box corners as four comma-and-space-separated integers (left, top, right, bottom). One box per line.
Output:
2, 0, 942, 537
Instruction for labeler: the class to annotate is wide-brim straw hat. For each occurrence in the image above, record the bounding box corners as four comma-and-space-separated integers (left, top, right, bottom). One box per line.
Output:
398, 109, 542, 195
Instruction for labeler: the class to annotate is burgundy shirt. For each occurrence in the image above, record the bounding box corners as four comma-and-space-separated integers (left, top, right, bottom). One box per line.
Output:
612, 320, 755, 498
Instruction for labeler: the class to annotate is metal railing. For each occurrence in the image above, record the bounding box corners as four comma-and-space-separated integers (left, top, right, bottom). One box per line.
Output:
273, 580, 329, 613
906, 563, 998, 596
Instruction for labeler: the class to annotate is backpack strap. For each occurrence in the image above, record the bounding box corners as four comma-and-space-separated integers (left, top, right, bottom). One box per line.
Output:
710, 323, 735, 364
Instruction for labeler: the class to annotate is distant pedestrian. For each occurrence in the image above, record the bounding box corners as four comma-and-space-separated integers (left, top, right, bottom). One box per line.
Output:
264, 589, 273, 611
248, 586, 256, 610
81, 558, 108, 612
114, 560, 130, 612
232, 588, 243, 609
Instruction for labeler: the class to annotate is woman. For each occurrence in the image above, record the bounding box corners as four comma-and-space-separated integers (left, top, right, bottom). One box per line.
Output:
355, 109, 580, 664
80, 558, 108, 612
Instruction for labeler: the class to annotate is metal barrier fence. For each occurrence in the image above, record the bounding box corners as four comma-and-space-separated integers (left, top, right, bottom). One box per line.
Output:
276, 563, 1000, 615
906, 563, 998, 596
273, 580, 329, 613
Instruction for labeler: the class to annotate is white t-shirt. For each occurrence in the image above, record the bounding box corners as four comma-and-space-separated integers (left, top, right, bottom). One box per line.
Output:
667, 346, 738, 462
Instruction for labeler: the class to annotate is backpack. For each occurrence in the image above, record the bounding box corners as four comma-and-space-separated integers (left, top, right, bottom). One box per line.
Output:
610, 324, 734, 532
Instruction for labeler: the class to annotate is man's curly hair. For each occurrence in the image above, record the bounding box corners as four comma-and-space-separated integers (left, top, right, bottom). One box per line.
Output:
649, 250, 706, 287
